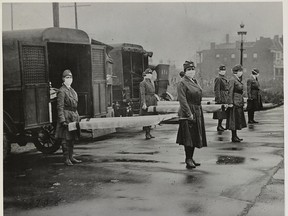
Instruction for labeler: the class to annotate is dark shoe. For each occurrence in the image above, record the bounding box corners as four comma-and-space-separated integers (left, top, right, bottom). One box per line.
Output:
252, 120, 259, 123
231, 137, 241, 143
149, 134, 155, 138
236, 136, 243, 141
64, 158, 73, 166
185, 159, 196, 169
145, 135, 151, 140
217, 126, 225, 132
248, 120, 254, 124
70, 157, 82, 163
192, 159, 201, 166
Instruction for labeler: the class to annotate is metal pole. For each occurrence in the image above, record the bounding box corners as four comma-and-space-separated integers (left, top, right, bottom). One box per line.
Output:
52, 3, 60, 27
74, 2, 78, 29
11, 3, 13, 30
240, 35, 243, 66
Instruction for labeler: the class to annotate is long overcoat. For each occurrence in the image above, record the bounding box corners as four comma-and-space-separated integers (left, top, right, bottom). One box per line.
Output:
226, 75, 247, 130
246, 75, 263, 111
139, 78, 157, 115
55, 84, 80, 140
176, 76, 207, 148
213, 75, 229, 119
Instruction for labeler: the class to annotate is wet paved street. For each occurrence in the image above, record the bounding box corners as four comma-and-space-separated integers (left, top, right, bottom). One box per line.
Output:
4, 106, 284, 216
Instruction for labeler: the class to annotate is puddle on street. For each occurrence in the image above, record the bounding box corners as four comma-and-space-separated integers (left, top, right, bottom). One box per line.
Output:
216, 155, 245, 164
184, 175, 202, 184
116, 151, 159, 155
220, 147, 243, 151
101, 159, 159, 163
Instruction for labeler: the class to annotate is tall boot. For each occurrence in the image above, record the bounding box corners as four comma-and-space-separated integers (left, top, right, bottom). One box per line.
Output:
148, 126, 155, 138
251, 111, 258, 123
68, 140, 82, 163
62, 140, 73, 166
217, 119, 225, 131
248, 110, 253, 123
184, 146, 195, 169
144, 126, 151, 140
191, 147, 200, 166
231, 130, 240, 143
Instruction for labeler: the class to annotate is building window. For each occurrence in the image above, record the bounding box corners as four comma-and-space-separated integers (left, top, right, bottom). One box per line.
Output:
231, 54, 235, 59
243, 53, 248, 58
253, 53, 258, 59
216, 54, 220, 58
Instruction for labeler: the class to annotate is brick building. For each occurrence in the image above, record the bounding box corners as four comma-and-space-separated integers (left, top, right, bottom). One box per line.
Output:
196, 34, 283, 86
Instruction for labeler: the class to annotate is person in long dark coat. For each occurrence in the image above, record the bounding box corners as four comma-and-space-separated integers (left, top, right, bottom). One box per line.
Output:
176, 60, 207, 169
55, 70, 81, 166
139, 68, 158, 139
226, 64, 247, 142
213, 64, 229, 131
247, 68, 263, 123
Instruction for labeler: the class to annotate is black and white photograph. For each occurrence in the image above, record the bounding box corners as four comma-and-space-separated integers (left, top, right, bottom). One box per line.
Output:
1, 0, 286, 215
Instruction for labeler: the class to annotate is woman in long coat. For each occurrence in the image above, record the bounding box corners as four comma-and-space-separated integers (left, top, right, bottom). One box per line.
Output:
213, 64, 229, 131
176, 60, 207, 169
226, 64, 247, 142
139, 68, 158, 139
246, 68, 263, 123
55, 69, 81, 166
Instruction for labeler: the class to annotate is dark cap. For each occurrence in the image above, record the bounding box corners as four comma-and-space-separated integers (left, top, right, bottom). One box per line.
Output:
219, 65, 226, 70
142, 68, 152, 77
252, 68, 259, 75
183, 60, 195, 71
62, 69, 72, 77
232, 64, 243, 73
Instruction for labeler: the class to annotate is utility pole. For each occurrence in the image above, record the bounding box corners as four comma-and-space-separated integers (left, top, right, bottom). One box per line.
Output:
52, 2, 60, 27
237, 22, 247, 66
10, 3, 13, 30
61, 3, 90, 29
74, 3, 78, 29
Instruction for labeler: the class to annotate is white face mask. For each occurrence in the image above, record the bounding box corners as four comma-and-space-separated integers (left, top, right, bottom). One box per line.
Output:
185, 69, 196, 79
219, 71, 226, 76
64, 77, 73, 87
236, 71, 243, 78
145, 74, 152, 79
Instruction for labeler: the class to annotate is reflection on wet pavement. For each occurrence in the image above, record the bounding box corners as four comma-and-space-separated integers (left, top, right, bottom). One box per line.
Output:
216, 155, 245, 164
248, 124, 255, 130
220, 147, 243, 151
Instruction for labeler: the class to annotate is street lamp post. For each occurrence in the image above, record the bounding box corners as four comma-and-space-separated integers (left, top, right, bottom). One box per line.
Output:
237, 22, 247, 66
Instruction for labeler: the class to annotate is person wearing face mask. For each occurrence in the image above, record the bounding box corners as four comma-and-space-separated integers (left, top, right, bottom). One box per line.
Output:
226, 64, 247, 142
176, 60, 207, 169
213, 65, 229, 131
246, 68, 263, 123
55, 69, 81, 166
139, 68, 158, 139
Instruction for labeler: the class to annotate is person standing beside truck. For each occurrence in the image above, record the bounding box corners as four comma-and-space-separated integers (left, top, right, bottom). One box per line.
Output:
55, 70, 82, 166
139, 68, 158, 140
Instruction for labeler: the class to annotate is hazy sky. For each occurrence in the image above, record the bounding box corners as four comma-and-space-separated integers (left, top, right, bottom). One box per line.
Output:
2, 1, 284, 66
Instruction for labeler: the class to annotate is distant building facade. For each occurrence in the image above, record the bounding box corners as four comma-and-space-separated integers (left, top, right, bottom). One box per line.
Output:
196, 34, 283, 84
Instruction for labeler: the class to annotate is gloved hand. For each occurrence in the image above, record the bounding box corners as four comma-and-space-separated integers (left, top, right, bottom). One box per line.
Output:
62, 121, 68, 128
142, 103, 147, 110
228, 104, 233, 108
187, 115, 196, 124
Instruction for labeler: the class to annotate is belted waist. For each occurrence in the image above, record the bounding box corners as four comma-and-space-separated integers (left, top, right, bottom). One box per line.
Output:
64, 107, 77, 112
234, 89, 243, 94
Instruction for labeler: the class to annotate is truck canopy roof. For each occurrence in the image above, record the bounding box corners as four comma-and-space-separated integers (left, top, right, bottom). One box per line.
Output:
3, 27, 90, 44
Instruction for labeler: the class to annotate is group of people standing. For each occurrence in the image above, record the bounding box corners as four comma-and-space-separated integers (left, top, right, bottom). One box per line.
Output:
175, 60, 263, 169
56, 61, 262, 168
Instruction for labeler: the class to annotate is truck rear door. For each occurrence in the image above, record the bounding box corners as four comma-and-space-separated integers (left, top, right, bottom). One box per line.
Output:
19, 43, 50, 129
91, 44, 107, 117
